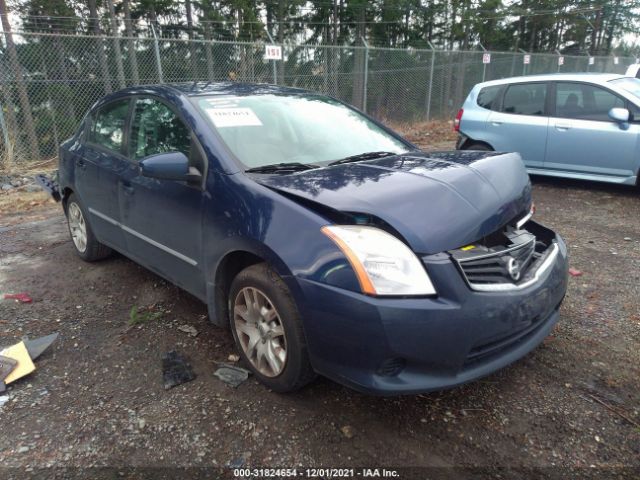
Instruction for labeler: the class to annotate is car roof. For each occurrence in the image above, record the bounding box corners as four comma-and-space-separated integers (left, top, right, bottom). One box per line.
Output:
476, 73, 627, 88
115, 82, 313, 98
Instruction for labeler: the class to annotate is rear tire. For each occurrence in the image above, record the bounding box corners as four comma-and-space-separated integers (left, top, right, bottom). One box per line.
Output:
229, 263, 316, 392
464, 142, 493, 151
65, 194, 112, 262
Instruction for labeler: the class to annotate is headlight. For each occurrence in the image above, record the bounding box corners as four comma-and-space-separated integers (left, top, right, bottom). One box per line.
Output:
321, 225, 436, 296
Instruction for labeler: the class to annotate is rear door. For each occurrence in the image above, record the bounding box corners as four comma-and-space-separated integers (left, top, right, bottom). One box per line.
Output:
118, 96, 206, 298
544, 82, 638, 178
485, 82, 550, 168
78, 98, 132, 250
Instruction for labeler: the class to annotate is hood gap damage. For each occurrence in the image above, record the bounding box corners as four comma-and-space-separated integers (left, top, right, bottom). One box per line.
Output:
264, 186, 414, 248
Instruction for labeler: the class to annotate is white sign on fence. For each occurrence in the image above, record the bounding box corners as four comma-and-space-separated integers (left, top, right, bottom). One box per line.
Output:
523, 54, 531, 65
264, 45, 282, 60
558, 56, 564, 66
482, 53, 491, 64
614, 57, 619, 65
588, 57, 595, 65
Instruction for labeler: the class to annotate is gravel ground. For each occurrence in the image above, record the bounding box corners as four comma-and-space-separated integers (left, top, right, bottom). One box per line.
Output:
0, 170, 639, 479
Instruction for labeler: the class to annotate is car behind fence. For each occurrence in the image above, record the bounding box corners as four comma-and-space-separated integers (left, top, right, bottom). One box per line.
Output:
0, 29, 636, 166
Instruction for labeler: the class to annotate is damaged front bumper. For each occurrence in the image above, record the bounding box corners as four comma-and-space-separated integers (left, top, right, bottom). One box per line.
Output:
295, 229, 568, 395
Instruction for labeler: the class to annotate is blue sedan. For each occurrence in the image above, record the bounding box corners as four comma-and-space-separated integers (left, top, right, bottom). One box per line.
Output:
57, 83, 568, 394
456, 73, 640, 186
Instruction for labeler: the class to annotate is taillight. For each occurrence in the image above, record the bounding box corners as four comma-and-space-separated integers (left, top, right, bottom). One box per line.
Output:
454, 108, 464, 132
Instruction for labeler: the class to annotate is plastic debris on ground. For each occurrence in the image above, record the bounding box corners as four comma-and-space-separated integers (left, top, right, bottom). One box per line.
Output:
0, 341, 36, 384
162, 351, 196, 390
0, 395, 9, 408
23, 333, 59, 360
3, 293, 33, 303
0, 334, 58, 386
213, 363, 250, 388
568, 268, 583, 277
0, 355, 18, 381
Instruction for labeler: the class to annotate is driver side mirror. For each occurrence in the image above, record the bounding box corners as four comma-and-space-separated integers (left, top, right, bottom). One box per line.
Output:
608, 107, 630, 130
140, 152, 202, 183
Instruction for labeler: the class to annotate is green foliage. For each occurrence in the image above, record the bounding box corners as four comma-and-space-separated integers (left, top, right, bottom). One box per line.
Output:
8, 0, 639, 52
2, 0, 640, 164
128, 305, 164, 326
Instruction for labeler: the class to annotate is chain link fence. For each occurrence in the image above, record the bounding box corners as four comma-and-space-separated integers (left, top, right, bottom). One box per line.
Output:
0, 29, 636, 167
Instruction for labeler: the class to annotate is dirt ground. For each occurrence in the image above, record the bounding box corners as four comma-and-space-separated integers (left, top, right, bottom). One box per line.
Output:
0, 132, 639, 478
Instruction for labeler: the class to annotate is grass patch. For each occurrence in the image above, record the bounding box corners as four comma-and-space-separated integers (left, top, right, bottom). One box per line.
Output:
128, 305, 164, 326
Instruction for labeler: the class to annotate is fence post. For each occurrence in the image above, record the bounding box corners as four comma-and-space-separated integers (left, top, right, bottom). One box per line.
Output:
361, 36, 369, 114
479, 43, 487, 82
151, 24, 164, 83
265, 32, 278, 85
0, 7, 40, 161
0, 98, 8, 151
519, 48, 527, 75
426, 41, 436, 121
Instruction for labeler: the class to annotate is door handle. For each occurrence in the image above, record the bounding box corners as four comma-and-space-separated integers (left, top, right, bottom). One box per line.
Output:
491, 121, 503, 126
555, 123, 571, 130
121, 182, 135, 195
76, 158, 86, 170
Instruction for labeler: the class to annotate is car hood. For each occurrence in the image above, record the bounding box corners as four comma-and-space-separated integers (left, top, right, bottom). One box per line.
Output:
253, 151, 532, 254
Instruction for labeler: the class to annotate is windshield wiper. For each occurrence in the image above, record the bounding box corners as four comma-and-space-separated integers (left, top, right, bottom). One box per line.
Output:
245, 162, 319, 174
328, 151, 397, 166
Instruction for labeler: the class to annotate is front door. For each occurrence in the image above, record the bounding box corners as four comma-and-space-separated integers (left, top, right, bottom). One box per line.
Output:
545, 82, 639, 178
118, 97, 206, 298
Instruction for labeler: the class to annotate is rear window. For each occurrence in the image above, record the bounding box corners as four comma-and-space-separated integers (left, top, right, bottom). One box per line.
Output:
89, 100, 129, 153
476, 86, 502, 111
502, 83, 547, 116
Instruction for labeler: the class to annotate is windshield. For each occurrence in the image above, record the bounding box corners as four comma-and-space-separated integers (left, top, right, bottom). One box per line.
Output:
195, 94, 411, 169
609, 77, 640, 99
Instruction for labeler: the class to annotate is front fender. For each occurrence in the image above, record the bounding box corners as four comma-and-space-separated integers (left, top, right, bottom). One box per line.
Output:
202, 172, 360, 324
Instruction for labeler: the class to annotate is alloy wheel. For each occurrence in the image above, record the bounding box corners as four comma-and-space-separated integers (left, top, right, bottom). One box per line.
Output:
233, 287, 287, 377
68, 202, 88, 253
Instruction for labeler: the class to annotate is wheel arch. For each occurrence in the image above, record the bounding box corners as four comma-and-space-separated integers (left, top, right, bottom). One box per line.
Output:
461, 138, 495, 151
61, 187, 74, 213
207, 245, 297, 328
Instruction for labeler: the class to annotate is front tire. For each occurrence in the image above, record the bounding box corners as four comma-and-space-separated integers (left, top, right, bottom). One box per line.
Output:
65, 194, 112, 262
229, 263, 316, 392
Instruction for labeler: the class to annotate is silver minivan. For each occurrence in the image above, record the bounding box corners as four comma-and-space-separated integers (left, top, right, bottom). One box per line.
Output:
455, 73, 640, 186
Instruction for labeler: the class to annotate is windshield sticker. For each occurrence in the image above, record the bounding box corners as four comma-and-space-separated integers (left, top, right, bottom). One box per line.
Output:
205, 107, 263, 128
203, 98, 240, 108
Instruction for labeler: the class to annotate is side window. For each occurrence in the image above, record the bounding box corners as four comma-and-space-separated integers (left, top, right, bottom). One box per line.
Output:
89, 100, 130, 153
502, 83, 546, 116
477, 86, 502, 111
555, 83, 625, 121
130, 98, 191, 162
628, 102, 640, 123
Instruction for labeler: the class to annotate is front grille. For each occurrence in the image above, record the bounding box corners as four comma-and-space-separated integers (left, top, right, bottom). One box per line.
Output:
458, 238, 536, 285
449, 219, 557, 292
